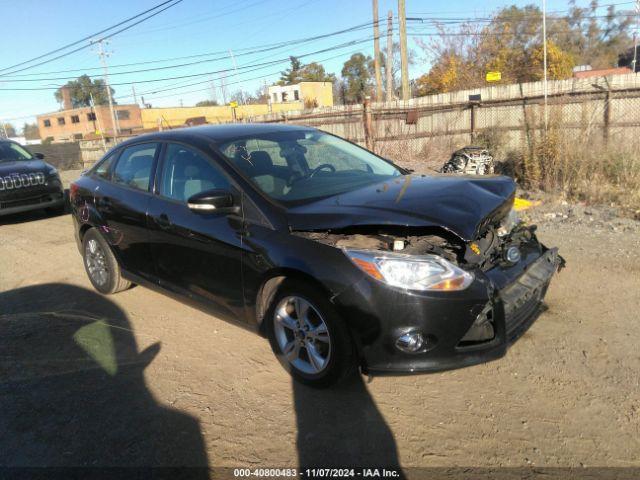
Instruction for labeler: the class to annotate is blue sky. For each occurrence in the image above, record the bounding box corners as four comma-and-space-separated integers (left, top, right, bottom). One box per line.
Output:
0, 0, 621, 127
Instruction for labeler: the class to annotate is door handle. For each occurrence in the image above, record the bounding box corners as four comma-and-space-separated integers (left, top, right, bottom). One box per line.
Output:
156, 213, 172, 230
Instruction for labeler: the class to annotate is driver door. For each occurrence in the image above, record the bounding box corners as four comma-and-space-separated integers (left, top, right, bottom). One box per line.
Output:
147, 143, 245, 320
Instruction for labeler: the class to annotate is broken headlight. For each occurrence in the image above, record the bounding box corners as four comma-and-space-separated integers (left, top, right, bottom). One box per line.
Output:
497, 207, 520, 237
344, 249, 474, 291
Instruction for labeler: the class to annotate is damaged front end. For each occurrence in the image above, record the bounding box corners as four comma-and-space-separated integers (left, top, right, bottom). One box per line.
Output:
292, 205, 564, 375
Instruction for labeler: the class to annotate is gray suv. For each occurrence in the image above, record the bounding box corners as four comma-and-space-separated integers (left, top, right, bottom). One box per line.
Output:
0, 140, 65, 217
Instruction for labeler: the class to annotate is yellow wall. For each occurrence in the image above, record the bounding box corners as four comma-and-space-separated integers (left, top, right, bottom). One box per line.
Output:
299, 82, 333, 107
141, 102, 304, 129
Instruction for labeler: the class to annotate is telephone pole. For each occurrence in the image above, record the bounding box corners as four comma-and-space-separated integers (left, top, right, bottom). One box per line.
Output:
542, 0, 548, 132
632, 0, 640, 72
386, 10, 394, 102
372, 0, 383, 102
131, 84, 138, 106
89, 92, 107, 152
96, 40, 119, 141
398, 0, 410, 101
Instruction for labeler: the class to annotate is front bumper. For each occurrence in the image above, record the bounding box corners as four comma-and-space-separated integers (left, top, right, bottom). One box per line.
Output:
332, 245, 562, 375
0, 177, 64, 217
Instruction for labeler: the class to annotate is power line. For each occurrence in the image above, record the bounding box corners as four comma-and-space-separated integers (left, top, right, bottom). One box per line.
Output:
116, 0, 275, 39
0, 22, 375, 82
0, 0, 184, 77
0, 35, 374, 92
125, 48, 363, 103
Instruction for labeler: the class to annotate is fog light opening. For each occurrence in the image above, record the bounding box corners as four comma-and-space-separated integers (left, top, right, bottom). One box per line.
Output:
395, 332, 424, 353
459, 303, 495, 345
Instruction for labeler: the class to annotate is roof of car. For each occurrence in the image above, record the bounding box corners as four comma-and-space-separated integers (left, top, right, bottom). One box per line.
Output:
119, 123, 315, 147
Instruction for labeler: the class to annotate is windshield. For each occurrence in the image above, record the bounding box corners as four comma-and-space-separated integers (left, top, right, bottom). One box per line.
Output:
0, 142, 34, 163
218, 130, 402, 203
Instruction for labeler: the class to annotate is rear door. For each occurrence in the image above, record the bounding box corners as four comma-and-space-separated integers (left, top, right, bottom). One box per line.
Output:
94, 142, 160, 279
147, 142, 245, 319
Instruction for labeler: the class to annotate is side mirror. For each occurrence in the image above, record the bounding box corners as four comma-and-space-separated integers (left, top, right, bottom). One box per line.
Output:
34, 153, 45, 159
187, 189, 240, 215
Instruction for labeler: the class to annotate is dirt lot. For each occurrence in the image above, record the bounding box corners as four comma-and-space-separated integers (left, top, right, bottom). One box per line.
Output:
1, 170, 639, 473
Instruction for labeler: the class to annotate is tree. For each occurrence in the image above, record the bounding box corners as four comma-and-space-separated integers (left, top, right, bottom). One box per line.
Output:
1, 123, 16, 138
299, 62, 336, 83
22, 123, 40, 140
279, 56, 304, 85
54, 75, 115, 108
414, 1, 628, 95
341, 53, 373, 103
415, 53, 471, 95
195, 100, 219, 107
530, 40, 575, 80
368, 42, 415, 95
279, 57, 336, 85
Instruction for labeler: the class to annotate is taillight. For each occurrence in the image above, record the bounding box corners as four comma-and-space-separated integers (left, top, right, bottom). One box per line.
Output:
69, 183, 80, 202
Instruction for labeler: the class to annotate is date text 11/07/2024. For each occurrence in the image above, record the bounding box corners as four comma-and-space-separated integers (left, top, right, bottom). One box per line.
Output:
233, 468, 402, 478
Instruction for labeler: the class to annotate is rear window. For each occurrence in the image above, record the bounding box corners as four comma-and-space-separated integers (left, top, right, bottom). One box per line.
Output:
112, 143, 159, 191
92, 151, 117, 180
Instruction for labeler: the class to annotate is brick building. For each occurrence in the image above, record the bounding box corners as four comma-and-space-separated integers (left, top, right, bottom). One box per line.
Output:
37, 87, 143, 142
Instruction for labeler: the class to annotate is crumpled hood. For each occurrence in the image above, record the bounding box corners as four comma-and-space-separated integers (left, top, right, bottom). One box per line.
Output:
287, 174, 516, 241
0, 159, 48, 177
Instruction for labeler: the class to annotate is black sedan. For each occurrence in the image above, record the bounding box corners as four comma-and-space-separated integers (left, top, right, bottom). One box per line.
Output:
70, 124, 562, 387
0, 140, 65, 217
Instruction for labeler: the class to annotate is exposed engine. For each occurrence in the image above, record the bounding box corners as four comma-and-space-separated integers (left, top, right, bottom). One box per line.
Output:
293, 208, 544, 272
441, 146, 495, 175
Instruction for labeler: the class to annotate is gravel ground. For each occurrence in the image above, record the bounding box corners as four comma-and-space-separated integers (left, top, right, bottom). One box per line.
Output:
0, 170, 639, 474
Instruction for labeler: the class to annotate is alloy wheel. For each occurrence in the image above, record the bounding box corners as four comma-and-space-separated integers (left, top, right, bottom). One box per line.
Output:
273, 295, 332, 374
85, 239, 109, 286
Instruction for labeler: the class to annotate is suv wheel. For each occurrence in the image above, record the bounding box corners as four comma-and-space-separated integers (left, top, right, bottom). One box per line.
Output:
82, 228, 131, 295
266, 280, 357, 387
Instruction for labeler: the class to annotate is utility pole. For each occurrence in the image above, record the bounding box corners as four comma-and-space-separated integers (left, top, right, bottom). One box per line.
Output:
229, 49, 243, 105
398, 0, 410, 101
632, 0, 640, 72
386, 10, 394, 102
131, 84, 138, 106
220, 73, 228, 105
96, 40, 119, 141
372, 0, 383, 102
209, 75, 218, 104
542, 0, 548, 132
89, 92, 107, 152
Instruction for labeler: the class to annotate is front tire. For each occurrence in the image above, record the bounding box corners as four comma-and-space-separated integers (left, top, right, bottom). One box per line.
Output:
82, 228, 131, 295
265, 280, 357, 388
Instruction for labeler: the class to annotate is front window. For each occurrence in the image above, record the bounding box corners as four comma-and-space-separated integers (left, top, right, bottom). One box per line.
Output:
159, 143, 230, 202
0, 142, 34, 163
218, 130, 401, 203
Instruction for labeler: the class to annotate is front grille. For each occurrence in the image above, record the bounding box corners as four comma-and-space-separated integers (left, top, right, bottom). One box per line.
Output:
499, 249, 560, 343
505, 288, 545, 341
0, 172, 45, 190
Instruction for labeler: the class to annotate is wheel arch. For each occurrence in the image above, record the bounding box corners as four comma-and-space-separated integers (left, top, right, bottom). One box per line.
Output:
254, 268, 333, 334
254, 268, 364, 368
78, 223, 93, 241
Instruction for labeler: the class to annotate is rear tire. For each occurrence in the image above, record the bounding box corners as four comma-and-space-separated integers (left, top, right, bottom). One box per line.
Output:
82, 228, 131, 295
265, 279, 357, 388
